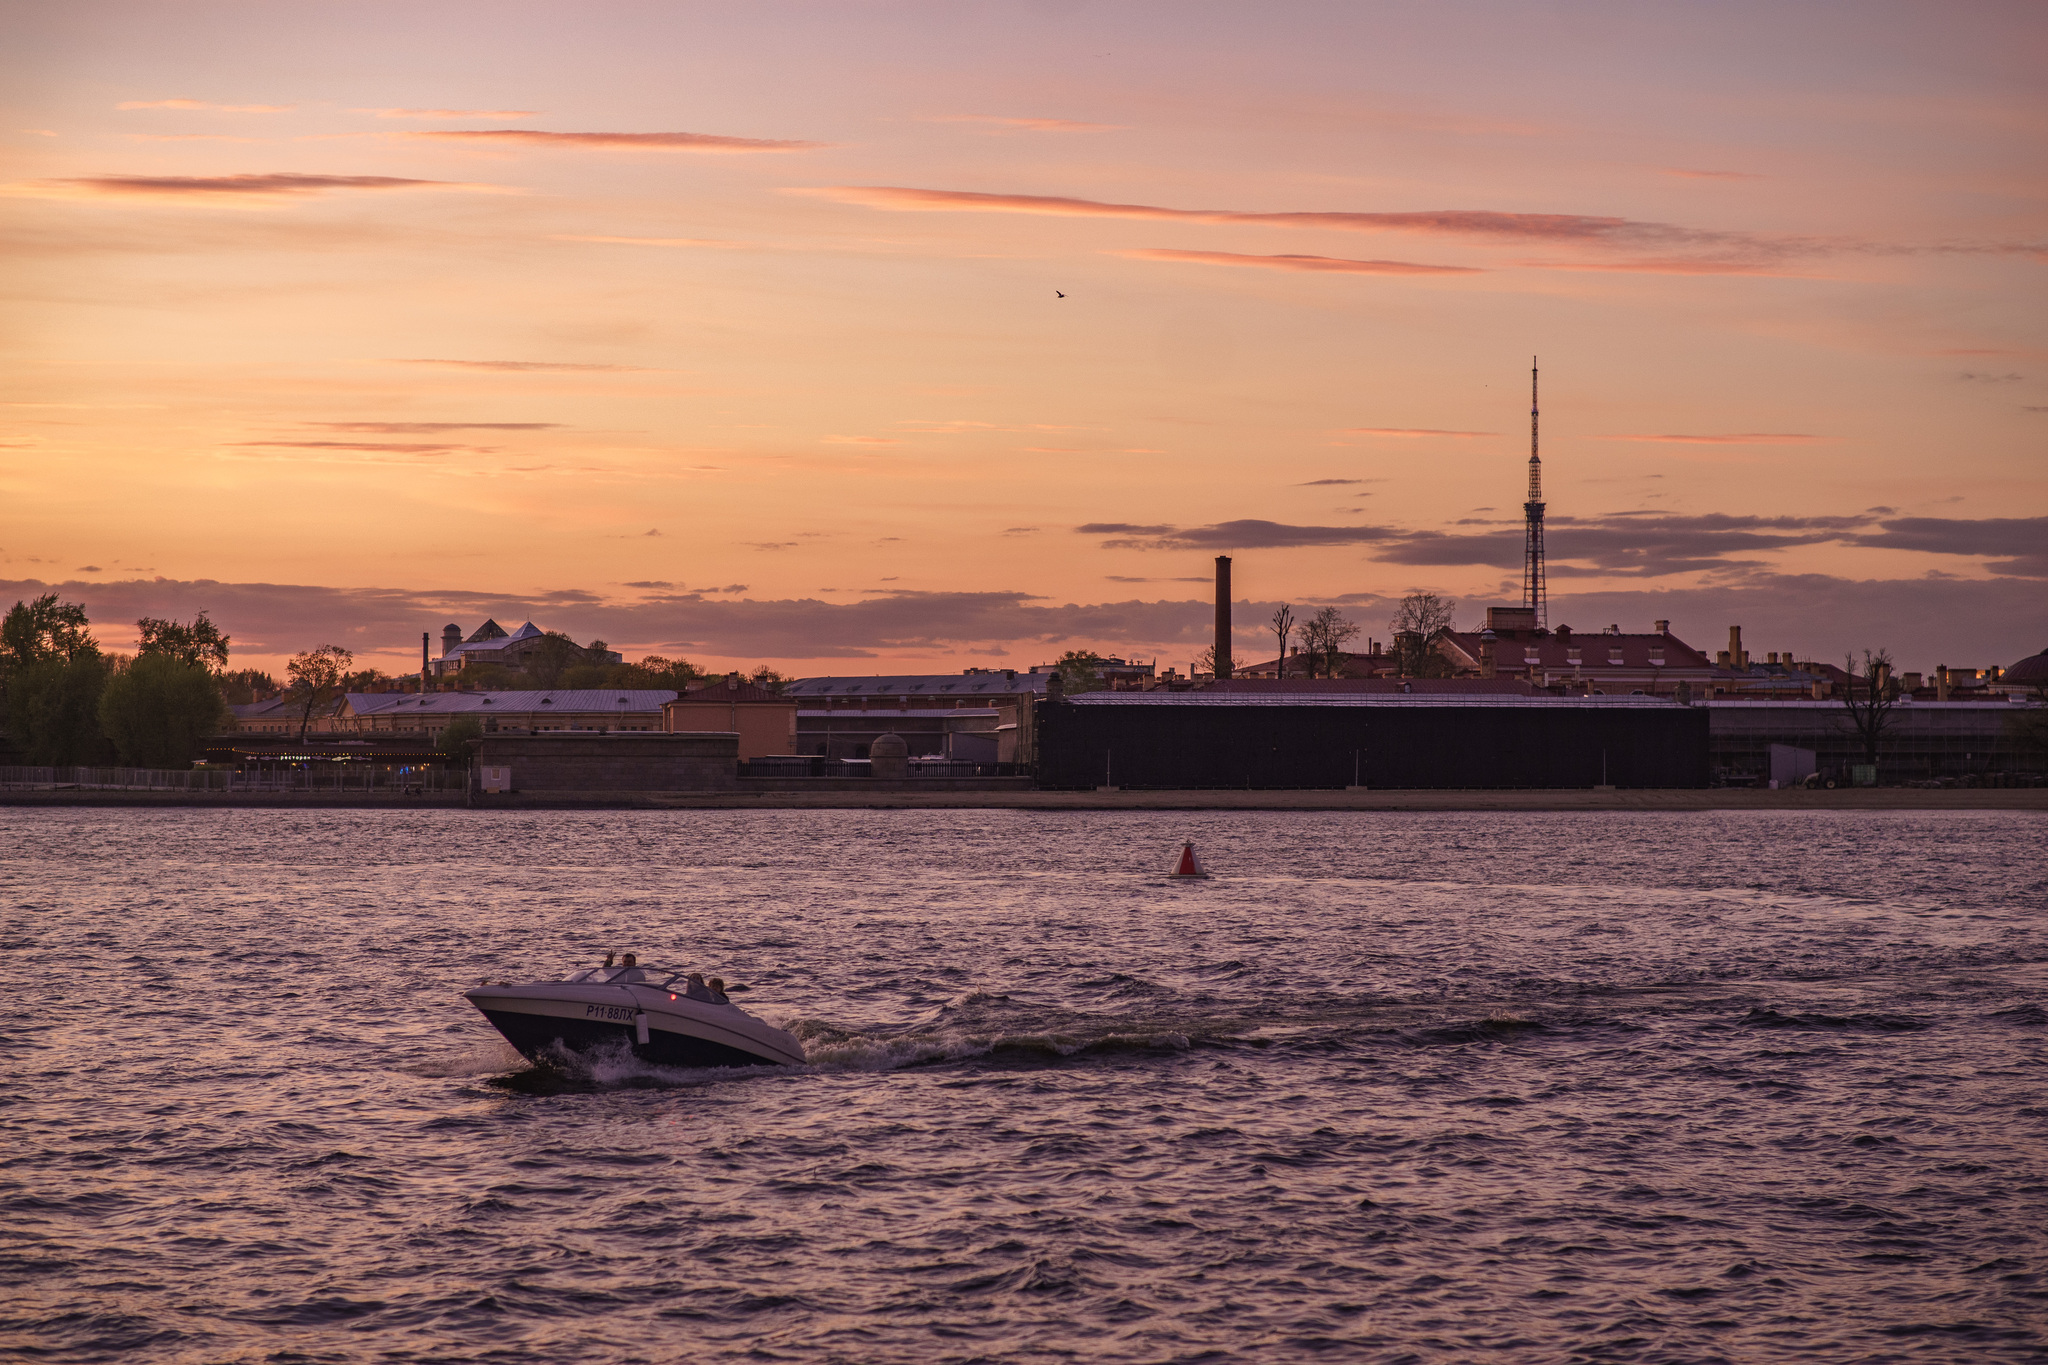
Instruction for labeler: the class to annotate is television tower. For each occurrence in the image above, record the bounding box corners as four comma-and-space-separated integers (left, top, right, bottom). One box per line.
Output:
1522, 357, 1548, 629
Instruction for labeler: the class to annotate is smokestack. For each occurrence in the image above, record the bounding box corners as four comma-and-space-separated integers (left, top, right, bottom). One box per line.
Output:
420, 632, 430, 691
1214, 556, 1233, 680
1728, 625, 1746, 670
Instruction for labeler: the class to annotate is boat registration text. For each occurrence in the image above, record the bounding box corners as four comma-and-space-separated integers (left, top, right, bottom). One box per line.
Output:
586, 1004, 638, 1021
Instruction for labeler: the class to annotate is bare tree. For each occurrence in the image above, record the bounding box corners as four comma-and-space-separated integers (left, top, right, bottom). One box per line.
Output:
1293, 606, 1357, 679
1837, 648, 1898, 775
1270, 604, 1295, 678
1194, 644, 1243, 679
287, 645, 354, 741
1390, 593, 1457, 678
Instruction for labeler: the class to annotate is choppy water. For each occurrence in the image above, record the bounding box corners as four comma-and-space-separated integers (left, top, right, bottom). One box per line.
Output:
3, 809, 2046, 1363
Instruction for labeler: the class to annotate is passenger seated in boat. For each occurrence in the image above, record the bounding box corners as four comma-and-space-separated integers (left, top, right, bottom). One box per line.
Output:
708, 976, 729, 1004
683, 973, 714, 1002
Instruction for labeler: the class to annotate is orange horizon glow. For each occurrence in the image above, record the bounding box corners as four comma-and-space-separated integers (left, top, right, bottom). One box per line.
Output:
2, 2, 2043, 677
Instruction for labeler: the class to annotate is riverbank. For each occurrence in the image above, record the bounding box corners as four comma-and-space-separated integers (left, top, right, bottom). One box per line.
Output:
3, 788, 2043, 811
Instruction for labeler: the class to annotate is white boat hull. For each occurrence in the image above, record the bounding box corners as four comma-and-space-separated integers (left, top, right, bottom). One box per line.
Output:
465, 980, 806, 1069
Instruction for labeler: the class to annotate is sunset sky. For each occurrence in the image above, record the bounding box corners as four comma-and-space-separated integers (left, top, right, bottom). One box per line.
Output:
3, 1, 2043, 678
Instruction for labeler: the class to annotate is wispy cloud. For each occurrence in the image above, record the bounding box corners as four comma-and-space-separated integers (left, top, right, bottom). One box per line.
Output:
229, 439, 486, 456
20, 172, 461, 201
305, 421, 561, 433
1517, 257, 1810, 276
412, 128, 821, 152
389, 358, 654, 372
822, 435, 899, 446
1120, 247, 1480, 276
929, 115, 1124, 132
1080, 520, 1400, 551
118, 99, 292, 113
1299, 478, 1364, 485
1343, 427, 1496, 438
1958, 371, 2023, 383
1596, 432, 1828, 444
1660, 167, 1764, 180
799, 185, 1791, 257
551, 234, 743, 249
358, 107, 537, 119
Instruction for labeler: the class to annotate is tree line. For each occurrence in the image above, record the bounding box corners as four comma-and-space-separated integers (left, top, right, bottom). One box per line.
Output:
0, 595, 237, 768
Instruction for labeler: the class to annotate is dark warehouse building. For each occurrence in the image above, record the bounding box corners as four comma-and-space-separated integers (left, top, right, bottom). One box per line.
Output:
1037, 691, 1709, 789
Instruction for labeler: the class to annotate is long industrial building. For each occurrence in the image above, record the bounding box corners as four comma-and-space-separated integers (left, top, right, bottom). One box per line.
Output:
1038, 687, 1708, 789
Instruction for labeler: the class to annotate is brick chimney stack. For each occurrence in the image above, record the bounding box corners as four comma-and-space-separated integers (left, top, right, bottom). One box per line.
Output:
1214, 555, 1233, 680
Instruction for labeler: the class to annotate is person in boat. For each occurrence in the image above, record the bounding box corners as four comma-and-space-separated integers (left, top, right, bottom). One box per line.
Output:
708, 976, 729, 1004
683, 972, 714, 1002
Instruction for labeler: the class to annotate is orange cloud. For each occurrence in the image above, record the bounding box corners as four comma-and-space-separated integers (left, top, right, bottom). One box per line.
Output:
118, 98, 293, 113
389, 358, 655, 372
1595, 433, 1829, 444
228, 440, 485, 455
1344, 427, 1498, 438
551, 234, 744, 249
1120, 247, 1479, 275
21, 172, 460, 201
1661, 168, 1765, 180
412, 129, 821, 152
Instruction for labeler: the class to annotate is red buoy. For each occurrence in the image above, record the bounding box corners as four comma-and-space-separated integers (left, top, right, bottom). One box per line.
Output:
1167, 841, 1210, 879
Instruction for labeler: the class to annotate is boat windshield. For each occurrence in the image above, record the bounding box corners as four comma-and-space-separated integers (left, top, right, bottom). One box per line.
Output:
561, 964, 683, 986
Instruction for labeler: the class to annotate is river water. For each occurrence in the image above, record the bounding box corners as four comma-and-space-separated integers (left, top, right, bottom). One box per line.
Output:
3, 808, 2045, 1363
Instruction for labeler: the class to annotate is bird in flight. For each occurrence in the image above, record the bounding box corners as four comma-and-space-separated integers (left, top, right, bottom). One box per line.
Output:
1055, 290, 1065, 298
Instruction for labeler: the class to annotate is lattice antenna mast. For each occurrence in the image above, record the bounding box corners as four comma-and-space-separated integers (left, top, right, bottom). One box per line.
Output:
1522, 357, 1548, 629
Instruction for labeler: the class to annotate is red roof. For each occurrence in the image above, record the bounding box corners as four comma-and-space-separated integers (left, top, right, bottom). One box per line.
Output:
1441, 629, 1712, 671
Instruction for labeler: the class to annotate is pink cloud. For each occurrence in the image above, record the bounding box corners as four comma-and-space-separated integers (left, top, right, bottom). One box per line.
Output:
1660, 168, 1765, 180
1519, 257, 1808, 276
412, 129, 821, 152
929, 115, 1123, 132
23, 172, 459, 200
117, 99, 292, 113
359, 108, 537, 119
1120, 247, 1479, 275
1595, 433, 1830, 444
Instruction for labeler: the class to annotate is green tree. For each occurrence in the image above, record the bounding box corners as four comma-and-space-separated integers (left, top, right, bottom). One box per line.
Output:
6, 656, 115, 765
438, 715, 483, 758
632, 655, 706, 691
748, 665, 789, 692
136, 612, 230, 671
286, 645, 354, 740
1054, 649, 1105, 693
219, 668, 279, 705
2, 595, 110, 764
2, 594, 98, 669
98, 653, 226, 769
522, 632, 584, 688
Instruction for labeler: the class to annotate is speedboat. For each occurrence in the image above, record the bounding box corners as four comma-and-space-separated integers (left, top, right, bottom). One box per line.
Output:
464, 959, 806, 1069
